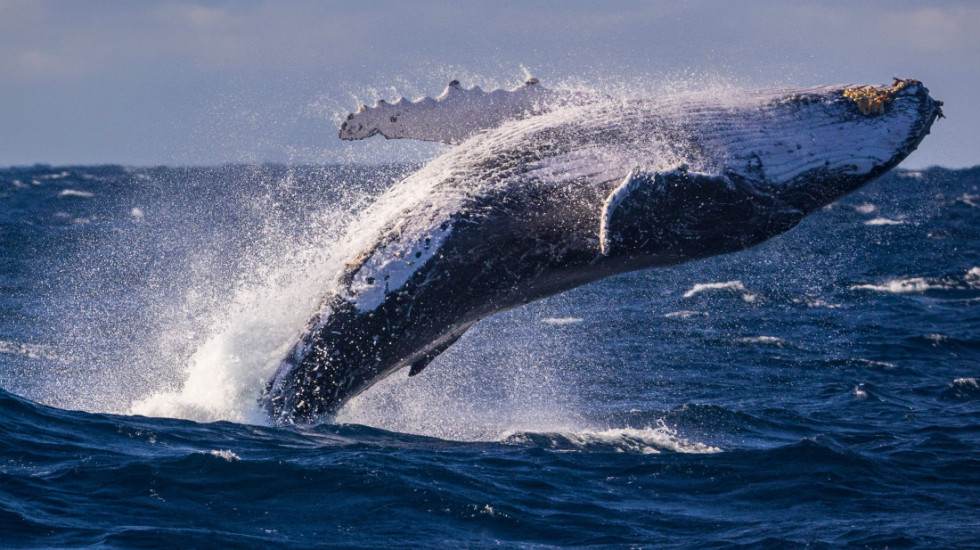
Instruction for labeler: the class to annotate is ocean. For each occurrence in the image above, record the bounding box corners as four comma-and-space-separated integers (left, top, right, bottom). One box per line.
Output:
1, 164, 978, 548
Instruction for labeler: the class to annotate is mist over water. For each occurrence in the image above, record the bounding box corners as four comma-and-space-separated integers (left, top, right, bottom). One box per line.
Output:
9, 164, 405, 421
1, 150, 598, 439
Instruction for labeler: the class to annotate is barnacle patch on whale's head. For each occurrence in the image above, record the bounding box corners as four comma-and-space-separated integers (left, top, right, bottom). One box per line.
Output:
843, 78, 923, 116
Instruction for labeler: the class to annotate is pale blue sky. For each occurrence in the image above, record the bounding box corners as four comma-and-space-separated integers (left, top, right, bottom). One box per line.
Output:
1, 0, 977, 168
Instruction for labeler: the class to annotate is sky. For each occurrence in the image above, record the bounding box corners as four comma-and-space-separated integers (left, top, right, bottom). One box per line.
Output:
1, 0, 977, 168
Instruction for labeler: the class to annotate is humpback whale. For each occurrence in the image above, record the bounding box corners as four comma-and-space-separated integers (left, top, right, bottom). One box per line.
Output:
263, 78, 942, 423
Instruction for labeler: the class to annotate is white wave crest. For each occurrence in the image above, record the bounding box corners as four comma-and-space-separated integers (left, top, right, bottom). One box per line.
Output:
851, 267, 980, 294
851, 277, 936, 293
683, 280, 756, 302
864, 217, 905, 226
540, 317, 583, 325
955, 194, 979, 208
57, 189, 94, 198
952, 378, 978, 389
853, 385, 869, 400
664, 310, 708, 319
205, 449, 241, 461
852, 358, 897, 369
793, 296, 841, 309
737, 336, 786, 347
501, 422, 720, 454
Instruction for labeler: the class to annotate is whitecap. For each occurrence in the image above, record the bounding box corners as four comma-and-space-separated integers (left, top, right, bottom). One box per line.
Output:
851, 277, 936, 293
797, 297, 841, 309
206, 449, 241, 461
956, 194, 979, 208
853, 202, 877, 214
737, 335, 786, 347
852, 358, 897, 369
57, 189, 94, 199
683, 280, 756, 302
501, 422, 720, 454
864, 217, 905, 226
943, 378, 980, 400
850, 268, 980, 294
664, 310, 708, 319
540, 317, 583, 325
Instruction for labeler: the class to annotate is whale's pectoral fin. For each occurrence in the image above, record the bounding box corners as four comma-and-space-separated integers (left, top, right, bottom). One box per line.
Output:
600, 169, 804, 257
339, 79, 597, 145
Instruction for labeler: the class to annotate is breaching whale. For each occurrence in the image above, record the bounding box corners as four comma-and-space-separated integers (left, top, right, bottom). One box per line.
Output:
263, 78, 942, 423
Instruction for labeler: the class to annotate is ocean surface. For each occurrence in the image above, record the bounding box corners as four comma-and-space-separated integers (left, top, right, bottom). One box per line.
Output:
1, 164, 978, 548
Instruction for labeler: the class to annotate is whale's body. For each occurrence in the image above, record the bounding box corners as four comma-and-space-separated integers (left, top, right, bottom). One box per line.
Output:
263, 79, 942, 423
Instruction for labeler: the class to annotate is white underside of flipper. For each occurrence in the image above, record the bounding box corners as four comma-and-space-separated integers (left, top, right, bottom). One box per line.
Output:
339, 79, 597, 145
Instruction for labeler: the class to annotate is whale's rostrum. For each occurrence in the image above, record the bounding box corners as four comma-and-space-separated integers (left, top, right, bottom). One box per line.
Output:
263, 78, 942, 423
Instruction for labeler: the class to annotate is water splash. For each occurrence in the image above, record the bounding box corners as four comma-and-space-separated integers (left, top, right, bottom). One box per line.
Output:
66, 72, 754, 434
130, 169, 380, 424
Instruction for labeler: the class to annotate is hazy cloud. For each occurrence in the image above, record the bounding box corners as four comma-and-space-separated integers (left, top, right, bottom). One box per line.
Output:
878, 7, 980, 51
14, 50, 78, 79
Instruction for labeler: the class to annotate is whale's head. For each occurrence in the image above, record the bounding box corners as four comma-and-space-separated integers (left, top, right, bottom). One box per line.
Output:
725, 79, 943, 213
599, 80, 942, 263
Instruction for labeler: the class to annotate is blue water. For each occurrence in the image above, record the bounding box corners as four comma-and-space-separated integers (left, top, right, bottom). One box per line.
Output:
1, 164, 978, 548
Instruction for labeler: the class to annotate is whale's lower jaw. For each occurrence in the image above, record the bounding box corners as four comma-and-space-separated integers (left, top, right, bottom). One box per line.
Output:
263, 80, 942, 424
